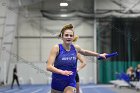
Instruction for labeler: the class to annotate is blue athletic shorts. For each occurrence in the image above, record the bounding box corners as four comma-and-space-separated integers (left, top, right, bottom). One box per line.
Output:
51, 77, 76, 91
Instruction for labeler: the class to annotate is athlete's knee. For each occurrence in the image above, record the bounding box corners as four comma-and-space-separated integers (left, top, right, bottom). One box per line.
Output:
51, 89, 63, 93
64, 86, 76, 93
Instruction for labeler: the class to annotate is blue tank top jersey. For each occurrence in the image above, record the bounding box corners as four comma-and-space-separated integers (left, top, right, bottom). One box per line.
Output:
51, 44, 77, 91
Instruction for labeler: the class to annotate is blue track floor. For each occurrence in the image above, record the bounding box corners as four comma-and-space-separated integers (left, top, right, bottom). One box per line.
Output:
0, 84, 116, 93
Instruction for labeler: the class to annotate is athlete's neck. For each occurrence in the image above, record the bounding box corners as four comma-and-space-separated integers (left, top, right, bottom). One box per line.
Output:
62, 43, 71, 51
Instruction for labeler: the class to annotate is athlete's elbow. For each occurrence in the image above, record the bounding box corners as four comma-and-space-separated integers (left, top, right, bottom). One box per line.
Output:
84, 62, 87, 66
46, 65, 52, 71
83, 62, 87, 67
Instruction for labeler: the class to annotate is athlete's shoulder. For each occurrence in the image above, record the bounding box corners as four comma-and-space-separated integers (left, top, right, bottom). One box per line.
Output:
74, 44, 80, 48
74, 44, 81, 51
52, 44, 59, 49
51, 44, 59, 53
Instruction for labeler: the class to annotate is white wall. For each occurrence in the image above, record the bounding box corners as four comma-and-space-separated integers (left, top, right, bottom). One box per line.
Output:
8, 62, 50, 85
1, 0, 140, 85
96, 0, 140, 11
0, 0, 9, 84
0, 0, 7, 56
14, 16, 96, 84
0, 1, 98, 84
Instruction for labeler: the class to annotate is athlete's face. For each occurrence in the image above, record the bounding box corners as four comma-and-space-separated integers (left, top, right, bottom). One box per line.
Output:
62, 29, 74, 44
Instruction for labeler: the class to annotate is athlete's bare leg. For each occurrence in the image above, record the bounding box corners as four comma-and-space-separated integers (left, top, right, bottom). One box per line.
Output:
64, 86, 76, 93
51, 89, 63, 93
76, 82, 80, 93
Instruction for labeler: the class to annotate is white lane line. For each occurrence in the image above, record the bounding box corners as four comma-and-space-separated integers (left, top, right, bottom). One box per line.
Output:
5, 89, 18, 93
30, 88, 43, 93
47, 88, 83, 93
80, 88, 83, 93
47, 90, 51, 93
14, 88, 33, 93
82, 85, 114, 88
